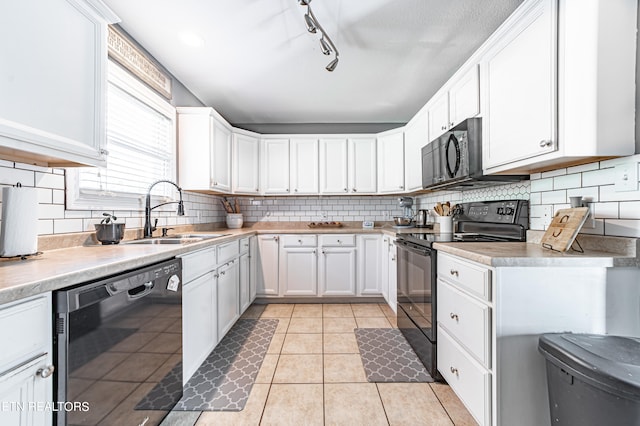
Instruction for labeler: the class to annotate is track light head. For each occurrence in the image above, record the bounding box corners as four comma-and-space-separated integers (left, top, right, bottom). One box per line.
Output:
320, 37, 332, 55
304, 12, 317, 33
326, 57, 339, 72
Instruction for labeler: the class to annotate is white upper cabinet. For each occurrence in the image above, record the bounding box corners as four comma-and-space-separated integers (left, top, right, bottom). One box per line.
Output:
262, 138, 291, 194
319, 138, 349, 194
290, 138, 319, 194
482, 0, 556, 170
348, 137, 377, 194
177, 107, 232, 193
428, 65, 480, 140
319, 137, 377, 194
404, 109, 428, 192
211, 119, 232, 192
232, 131, 260, 194
377, 129, 405, 193
0, 0, 118, 167
481, 0, 636, 174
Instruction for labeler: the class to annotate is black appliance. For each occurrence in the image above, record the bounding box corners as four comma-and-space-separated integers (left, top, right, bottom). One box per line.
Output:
396, 200, 529, 381
422, 118, 528, 191
54, 258, 183, 426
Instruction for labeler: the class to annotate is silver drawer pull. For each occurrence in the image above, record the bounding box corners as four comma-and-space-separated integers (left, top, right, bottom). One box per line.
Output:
539, 139, 553, 148
450, 366, 459, 377
37, 365, 55, 379
449, 313, 459, 321
450, 269, 459, 277
298, 239, 302, 244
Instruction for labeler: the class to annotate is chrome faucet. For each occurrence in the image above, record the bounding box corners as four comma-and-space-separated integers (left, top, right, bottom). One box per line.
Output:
144, 180, 185, 238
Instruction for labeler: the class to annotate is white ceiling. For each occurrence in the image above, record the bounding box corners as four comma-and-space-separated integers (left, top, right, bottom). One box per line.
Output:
102, 0, 523, 128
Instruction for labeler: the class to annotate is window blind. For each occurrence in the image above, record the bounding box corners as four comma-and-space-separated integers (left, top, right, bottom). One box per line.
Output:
69, 61, 176, 209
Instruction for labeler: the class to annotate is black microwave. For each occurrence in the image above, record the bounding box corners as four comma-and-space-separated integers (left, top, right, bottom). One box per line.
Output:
421, 118, 527, 190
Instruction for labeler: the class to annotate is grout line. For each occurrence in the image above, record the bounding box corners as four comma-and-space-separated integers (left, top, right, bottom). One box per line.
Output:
374, 383, 392, 426
427, 382, 457, 426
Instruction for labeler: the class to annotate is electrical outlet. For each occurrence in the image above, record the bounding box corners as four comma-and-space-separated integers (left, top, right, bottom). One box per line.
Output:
614, 161, 639, 192
582, 202, 596, 229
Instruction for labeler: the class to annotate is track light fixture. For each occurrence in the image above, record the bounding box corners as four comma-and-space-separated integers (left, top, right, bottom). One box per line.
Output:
298, 0, 340, 72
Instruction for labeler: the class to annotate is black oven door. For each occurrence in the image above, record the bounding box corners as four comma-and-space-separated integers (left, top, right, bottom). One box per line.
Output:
396, 239, 438, 379
444, 131, 469, 180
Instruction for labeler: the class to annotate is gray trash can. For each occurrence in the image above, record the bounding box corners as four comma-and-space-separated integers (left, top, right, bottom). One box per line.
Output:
538, 333, 640, 426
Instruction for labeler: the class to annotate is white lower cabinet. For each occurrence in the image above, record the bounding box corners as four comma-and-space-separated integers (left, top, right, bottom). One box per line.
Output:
280, 246, 318, 296
217, 259, 240, 338
387, 239, 398, 313
357, 234, 382, 296
0, 293, 53, 426
256, 235, 280, 296
438, 325, 491, 425
182, 271, 216, 383
319, 247, 357, 296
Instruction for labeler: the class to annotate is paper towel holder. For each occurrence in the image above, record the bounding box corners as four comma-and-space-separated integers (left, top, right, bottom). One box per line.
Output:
0, 181, 42, 261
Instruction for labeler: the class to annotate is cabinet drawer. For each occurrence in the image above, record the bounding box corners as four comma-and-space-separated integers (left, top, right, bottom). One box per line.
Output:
438, 280, 491, 367
239, 237, 250, 254
0, 294, 51, 373
217, 240, 240, 264
438, 253, 491, 301
320, 234, 356, 247
181, 247, 216, 283
281, 235, 317, 247
438, 325, 491, 426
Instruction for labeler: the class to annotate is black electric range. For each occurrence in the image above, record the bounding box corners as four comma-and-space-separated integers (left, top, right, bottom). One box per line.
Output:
395, 200, 529, 381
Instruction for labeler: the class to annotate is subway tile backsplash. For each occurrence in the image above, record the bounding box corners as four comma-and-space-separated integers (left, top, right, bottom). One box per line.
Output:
1, 154, 639, 239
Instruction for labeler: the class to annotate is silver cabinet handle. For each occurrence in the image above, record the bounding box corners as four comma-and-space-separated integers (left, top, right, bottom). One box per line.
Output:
449, 122, 454, 127
298, 239, 302, 244
37, 365, 55, 379
322, 249, 326, 255
399, 185, 404, 189
274, 236, 279, 241
450, 269, 459, 277
391, 256, 396, 261
214, 274, 219, 279
337, 240, 341, 244
256, 188, 259, 192
441, 125, 446, 130
220, 271, 226, 275
450, 313, 459, 321
286, 188, 290, 192
450, 366, 459, 376
539, 140, 553, 148
313, 249, 316, 254
294, 188, 298, 192
344, 188, 348, 192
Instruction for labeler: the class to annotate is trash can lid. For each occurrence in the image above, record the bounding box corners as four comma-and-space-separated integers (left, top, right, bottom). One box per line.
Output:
539, 333, 640, 399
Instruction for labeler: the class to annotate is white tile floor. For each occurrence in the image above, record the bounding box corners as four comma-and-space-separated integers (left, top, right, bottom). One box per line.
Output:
190, 303, 478, 426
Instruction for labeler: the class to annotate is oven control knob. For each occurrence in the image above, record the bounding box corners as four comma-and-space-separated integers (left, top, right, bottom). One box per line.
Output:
505, 207, 515, 215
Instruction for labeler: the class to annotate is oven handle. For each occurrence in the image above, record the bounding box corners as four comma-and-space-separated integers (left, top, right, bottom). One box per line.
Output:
396, 239, 433, 257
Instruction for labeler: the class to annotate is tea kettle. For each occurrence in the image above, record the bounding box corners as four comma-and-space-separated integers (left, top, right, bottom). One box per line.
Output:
415, 209, 432, 228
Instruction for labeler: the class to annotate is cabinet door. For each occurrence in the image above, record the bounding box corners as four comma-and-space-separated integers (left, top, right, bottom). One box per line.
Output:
377, 131, 405, 193
239, 252, 251, 313
249, 236, 258, 302
357, 235, 382, 295
211, 119, 232, 191
256, 235, 280, 295
449, 65, 480, 127
177, 108, 214, 191
404, 110, 428, 192
0, 0, 115, 167
183, 271, 216, 383
280, 247, 318, 296
428, 92, 450, 140
319, 138, 349, 194
290, 138, 319, 194
217, 260, 240, 338
348, 137, 377, 194
232, 133, 260, 194
319, 248, 356, 296
0, 354, 51, 426
262, 139, 290, 194
483, 0, 556, 169
388, 241, 398, 313
380, 237, 390, 303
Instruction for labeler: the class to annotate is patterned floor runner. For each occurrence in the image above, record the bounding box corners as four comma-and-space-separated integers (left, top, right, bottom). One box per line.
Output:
137, 318, 278, 412
355, 328, 433, 383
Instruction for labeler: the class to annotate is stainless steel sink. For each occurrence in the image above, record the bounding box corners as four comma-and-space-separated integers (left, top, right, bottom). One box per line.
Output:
122, 238, 200, 245
121, 233, 229, 245
174, 233, 229, 239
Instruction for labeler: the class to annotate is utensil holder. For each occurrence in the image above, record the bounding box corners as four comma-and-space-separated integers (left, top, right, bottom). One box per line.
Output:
226, 213, 243, 229
437, 216, 453, 233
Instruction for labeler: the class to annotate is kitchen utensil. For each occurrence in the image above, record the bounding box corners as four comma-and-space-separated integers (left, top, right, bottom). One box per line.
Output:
435, 202, 443, 216
393, 216, 413, 226
234, 198, 241, 213
94, 223, 126, 245
442, 204, 451, 216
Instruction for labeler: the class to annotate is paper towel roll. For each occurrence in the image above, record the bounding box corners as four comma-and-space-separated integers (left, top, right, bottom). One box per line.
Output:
0, 185, 38, 257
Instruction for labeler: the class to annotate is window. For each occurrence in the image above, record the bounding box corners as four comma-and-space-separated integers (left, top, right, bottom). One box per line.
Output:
66, 60, 176, 210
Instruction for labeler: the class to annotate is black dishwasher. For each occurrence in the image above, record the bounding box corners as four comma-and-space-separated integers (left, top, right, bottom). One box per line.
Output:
54, 258, 183, 426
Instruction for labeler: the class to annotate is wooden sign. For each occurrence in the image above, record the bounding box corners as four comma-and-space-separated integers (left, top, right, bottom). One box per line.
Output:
540, 207, 590, 252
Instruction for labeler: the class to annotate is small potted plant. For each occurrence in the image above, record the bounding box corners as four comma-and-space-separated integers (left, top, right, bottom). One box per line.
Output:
94, 213, 126, 245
